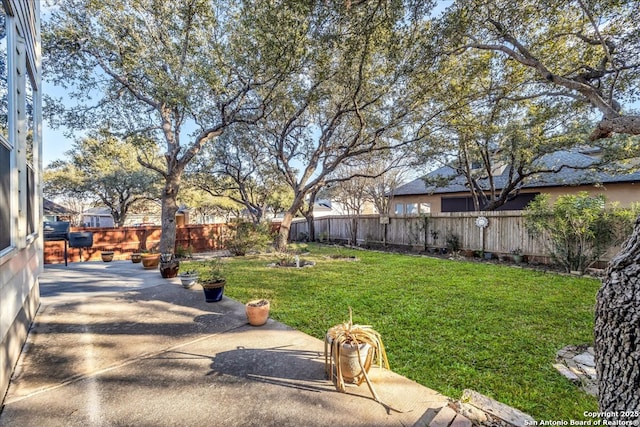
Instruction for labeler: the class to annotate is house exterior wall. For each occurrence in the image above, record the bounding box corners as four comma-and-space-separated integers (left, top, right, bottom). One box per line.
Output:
0, 1, 42, 404
540, 182, 640, 207
81, 214, 115, 228
391, 182, 640, 214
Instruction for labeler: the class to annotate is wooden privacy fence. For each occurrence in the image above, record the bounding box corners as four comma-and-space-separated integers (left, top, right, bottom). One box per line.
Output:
44, 224, 229, 264
290, 211, 620, 263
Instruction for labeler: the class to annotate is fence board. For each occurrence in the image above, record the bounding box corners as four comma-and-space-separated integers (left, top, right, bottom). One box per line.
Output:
290, 211, 622, 263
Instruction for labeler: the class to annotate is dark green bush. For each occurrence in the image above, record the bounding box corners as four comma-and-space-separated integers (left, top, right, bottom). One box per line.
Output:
524, 192, 639, 273
224, 221, 274, 256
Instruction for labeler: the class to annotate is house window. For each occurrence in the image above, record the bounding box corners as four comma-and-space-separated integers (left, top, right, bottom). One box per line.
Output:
394, 203, 404, 215
25, 65, 34, 235
0, 9, 9, 252
406, 203, 418, 215
442, 197, 475, 213
0, 141, 9, 251
419, 203, 431, 214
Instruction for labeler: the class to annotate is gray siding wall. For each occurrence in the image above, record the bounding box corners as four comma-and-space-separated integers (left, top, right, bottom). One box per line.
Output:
0, 0, 42, 404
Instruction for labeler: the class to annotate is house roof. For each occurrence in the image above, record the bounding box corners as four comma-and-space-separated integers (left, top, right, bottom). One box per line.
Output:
83, 207, 112, 216
391, 150, 640, 196
43, 198, 76, 215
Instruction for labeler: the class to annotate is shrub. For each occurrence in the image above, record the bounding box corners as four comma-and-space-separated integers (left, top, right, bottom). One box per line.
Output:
224, 221, 274, 256
175, 245, 193, 259
445, 232, 461, 252
524, 192, 638, 273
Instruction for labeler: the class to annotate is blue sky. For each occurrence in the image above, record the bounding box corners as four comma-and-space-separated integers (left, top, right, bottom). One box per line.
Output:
42, 98, 70, 167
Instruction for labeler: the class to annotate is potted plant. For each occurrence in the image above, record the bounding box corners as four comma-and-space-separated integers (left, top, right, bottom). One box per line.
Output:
245, 299, 270, 326
130, 252, 142, 263
178, 270, 199, 288
141, 251, 160, 269
324, 308, 390, 407
511, 248, 523, 263
159, 253, 179, 278
200, 259, 226, 302
101, 250, 114, 262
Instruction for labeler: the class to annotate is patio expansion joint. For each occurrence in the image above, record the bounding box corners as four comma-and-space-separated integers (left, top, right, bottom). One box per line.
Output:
3, 322, 247, 406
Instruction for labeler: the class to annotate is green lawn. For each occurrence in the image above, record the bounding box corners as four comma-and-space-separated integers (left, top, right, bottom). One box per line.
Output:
183, 244, 599, 420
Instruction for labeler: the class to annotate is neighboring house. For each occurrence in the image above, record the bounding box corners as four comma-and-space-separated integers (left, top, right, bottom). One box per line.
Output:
1, 1, 42, 404
82, 207, 115, 228
43, 198, 75, 222
312, 199, 378, 218
84, 202, 190, 228
390, 149, 640, 214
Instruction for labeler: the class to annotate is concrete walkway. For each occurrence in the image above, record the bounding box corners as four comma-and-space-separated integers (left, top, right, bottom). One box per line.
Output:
1, 261, 449, 427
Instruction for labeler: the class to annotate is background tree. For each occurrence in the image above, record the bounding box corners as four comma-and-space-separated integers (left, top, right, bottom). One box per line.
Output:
438, 0, 640, 412
187, 124, 293, 224
44, 0, 298, 253
176, 186, 243, 224
324, 156, 411, 245
43, 131, 160, 226
43, 165, 89, 227
442, 0, 640, 140
420, 39, 633, 211
252, 1, 438, 250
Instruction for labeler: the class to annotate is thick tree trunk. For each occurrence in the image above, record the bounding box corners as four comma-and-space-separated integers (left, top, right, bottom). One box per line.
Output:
304, 213, 315, 242
276, 210, 295, 251
276, 194, 306, 251
595, 216, 640, 414
159, 175, 181, 254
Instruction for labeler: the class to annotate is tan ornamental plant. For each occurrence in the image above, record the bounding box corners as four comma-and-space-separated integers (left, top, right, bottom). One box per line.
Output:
324, 308, 393, 409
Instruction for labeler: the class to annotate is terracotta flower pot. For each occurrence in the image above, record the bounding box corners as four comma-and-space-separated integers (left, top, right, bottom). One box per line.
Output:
101, 251, 114, 262
245, 299, 270, 326
141, 253, 160, 269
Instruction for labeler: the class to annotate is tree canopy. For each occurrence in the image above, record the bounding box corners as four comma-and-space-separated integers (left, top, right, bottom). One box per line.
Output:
440, 0, 640, 139
43, 131, 160, 226
44, 0, 296, 252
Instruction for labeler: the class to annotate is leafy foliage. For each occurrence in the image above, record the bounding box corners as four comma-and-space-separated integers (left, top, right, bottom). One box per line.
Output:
223, 221, 274, 256
43, 131, 160, 226
441, 0, 640, 139
524, 192, 639, 273
196, 258, 226, 284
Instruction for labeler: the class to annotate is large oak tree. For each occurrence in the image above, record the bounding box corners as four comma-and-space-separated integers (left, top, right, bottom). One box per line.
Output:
250, 0, 441, 249
44, 0, 298, 253
441, 0, 640, 413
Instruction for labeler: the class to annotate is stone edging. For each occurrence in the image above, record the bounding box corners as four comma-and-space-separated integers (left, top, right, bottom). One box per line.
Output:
553, 344, 598, 397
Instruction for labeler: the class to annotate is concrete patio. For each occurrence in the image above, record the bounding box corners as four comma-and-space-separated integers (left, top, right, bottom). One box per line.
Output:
0, 260, 451, 426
